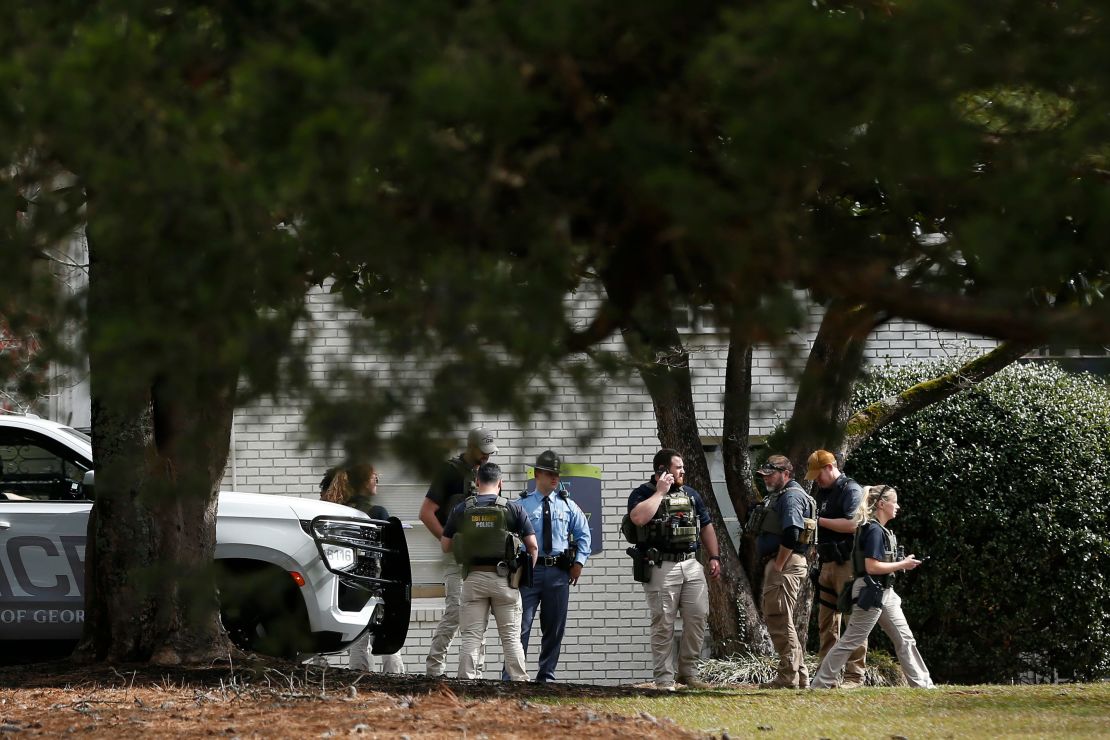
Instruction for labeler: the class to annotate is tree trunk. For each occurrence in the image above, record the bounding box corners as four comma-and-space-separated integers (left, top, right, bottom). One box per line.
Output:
77, 235, 236, 664
623, 320, 764, 656
720, 320, 773, 656
781, 298, 885, 470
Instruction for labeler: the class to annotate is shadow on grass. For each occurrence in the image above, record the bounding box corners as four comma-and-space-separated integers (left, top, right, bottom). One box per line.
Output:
0, 656, 755, 700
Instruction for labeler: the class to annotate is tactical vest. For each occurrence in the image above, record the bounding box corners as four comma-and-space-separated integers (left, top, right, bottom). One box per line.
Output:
756, 486, 819, 547
629, 490, 700, 552
817, 475, 863, 546
743, 499, 768, 535
444, 456, 479, 518
454, 495, 512, 568
851, 521, 899, 588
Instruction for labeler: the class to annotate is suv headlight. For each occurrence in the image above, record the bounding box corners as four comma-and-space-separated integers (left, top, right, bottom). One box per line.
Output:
310, 515, 384, 586
312, 518, 379, 545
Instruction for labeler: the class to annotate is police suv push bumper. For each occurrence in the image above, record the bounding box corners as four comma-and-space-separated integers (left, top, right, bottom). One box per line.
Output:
310, 515, 411, 656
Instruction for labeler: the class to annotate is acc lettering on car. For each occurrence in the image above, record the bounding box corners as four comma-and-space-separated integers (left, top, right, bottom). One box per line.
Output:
0, 535, 85, 599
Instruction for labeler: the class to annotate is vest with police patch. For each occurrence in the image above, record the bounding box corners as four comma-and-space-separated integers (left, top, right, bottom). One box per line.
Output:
633, 489, 700, 552
454, 495, 512, 566
852, 521, 899, 587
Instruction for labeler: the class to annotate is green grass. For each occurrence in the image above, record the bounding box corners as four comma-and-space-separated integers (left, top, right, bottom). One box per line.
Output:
542, 683, 1110, 739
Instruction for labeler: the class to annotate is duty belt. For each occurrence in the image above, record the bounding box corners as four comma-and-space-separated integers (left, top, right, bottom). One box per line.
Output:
538, 555, 561, 567
469, 564, 499, 573
658, 551, 697, 562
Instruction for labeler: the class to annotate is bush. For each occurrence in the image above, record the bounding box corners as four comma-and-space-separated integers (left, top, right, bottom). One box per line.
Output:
845, 360, 1110, 682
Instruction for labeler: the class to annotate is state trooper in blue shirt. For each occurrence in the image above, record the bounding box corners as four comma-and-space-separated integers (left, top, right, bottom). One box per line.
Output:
504, 449, 592, 682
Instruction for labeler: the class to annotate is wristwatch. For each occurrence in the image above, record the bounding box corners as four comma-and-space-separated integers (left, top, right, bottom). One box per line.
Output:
708, 555, 721, 562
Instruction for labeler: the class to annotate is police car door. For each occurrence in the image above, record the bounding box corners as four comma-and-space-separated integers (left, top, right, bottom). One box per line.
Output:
0, 427, 92, 642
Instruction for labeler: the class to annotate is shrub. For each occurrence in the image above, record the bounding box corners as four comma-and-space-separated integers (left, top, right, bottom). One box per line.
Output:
845, 360, 1110, 682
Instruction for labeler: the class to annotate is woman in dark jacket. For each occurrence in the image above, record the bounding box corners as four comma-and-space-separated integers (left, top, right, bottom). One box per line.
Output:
320, 464, 406, 674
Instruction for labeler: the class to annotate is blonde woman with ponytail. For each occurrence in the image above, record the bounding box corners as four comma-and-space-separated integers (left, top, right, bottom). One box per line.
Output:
810, 485, 935, 689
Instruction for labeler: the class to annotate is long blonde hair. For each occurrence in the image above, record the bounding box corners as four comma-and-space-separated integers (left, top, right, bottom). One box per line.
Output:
855, 484, 897, 525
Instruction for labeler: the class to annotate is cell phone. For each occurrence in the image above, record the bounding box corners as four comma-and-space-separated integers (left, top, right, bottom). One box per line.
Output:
918, 556, 930, 562
657, 466, 667, 477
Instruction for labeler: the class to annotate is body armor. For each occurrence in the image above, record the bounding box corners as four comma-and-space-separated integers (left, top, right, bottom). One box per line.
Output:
852, 521, 899, 588
744, 499, 768, 535
454, 495, 512, 571
630, 490, 700, 552
748, 485, 818, 547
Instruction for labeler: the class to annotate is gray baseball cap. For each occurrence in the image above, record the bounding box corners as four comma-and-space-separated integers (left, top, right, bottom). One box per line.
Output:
467, 427, 498, 455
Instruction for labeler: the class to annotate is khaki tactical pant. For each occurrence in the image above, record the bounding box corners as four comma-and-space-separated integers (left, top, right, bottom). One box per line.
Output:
348, 631, 406, 674
458, 571, 528, 681
810, 580, 934, 689
817, 560, 866, 684
761, 553, 809, 688
642, 558, 709, 688
426, 560, 485, 677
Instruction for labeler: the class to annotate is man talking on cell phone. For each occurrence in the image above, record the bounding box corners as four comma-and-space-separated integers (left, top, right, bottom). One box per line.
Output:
625, 448, 721, 691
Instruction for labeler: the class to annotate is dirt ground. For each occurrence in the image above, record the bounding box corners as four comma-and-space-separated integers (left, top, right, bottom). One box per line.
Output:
0, 660, 702, 738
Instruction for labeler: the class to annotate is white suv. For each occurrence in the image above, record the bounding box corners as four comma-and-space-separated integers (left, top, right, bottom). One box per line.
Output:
0, 413, 410, 661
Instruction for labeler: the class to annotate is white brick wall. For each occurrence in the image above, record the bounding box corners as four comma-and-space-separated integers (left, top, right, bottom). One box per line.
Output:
227, 284, 1000, 684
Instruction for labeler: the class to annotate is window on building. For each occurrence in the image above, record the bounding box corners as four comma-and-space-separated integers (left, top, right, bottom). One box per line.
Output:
674, 304, 721, 334
1025, 345, 1110, 376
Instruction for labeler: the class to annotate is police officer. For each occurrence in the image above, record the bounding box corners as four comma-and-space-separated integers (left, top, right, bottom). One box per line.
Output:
626, 448, 721, 690
753, 455, 817, 689
806, 449, 867, 687
441, 462, 538, 681
810, 485, 934, 688
513, 450, 592, 682
420, 428, 498, 677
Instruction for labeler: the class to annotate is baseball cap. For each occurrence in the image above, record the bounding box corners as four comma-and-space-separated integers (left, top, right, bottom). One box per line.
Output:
467, 427, 499, 455
756, 454, 793, 476
804, 449, 837, 480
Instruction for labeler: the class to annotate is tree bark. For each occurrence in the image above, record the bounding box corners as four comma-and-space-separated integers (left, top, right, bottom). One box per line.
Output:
720, 320, 773, 656
812, 266, 1110, 347
77, 234, 236, 664
782, 298, 885, 470
839, 340, 1035, 458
